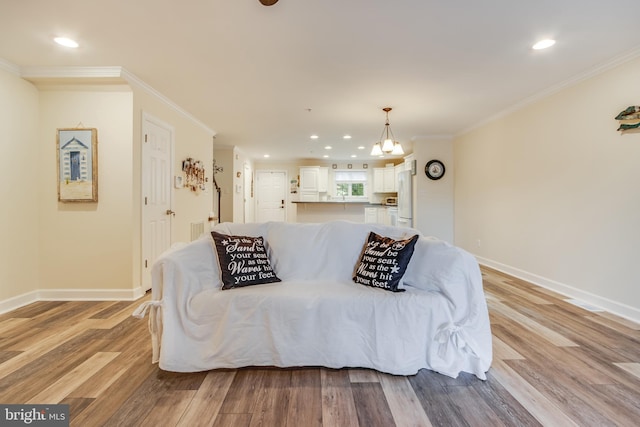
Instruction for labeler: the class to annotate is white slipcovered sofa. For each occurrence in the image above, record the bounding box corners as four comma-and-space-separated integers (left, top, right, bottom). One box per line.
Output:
134, 220, 492, 379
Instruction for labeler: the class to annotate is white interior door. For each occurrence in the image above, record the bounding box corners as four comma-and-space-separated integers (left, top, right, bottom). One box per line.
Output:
256, 171, 286, 222
142, 114, 174, 291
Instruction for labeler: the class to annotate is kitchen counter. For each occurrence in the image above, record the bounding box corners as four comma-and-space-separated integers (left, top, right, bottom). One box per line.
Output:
292, 200, 395, 223
292, 200, 382, 206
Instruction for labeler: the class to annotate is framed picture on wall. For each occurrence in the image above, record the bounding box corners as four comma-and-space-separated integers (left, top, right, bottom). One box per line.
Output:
56, 128, 98, 202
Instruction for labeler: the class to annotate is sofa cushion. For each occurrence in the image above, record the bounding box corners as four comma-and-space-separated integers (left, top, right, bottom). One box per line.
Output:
211, 231, 281, 289
265, 221, 370, 281
353, 232, 419, 292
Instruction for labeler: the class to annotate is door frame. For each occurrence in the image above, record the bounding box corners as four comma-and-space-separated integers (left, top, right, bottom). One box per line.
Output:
141, 111, 175, 291
243, 162, 254, 223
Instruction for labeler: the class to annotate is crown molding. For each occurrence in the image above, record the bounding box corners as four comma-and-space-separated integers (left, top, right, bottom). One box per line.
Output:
120, 68, 215, 135
17, 64, 215, 136
0, 57, 21, 75
410, 134, 454, 142
20, 65, 125, 80
457, 44, 640, 137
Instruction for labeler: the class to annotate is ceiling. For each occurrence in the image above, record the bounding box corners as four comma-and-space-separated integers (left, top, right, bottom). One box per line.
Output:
2, 0, 640, 161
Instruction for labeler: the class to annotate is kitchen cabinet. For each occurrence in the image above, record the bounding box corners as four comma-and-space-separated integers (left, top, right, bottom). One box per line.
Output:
373, 166, 397, 193
299, 166, 329, 202
364, 206, 396, 225
383, 167, 395, 192
300, 166, 329, 193
299, 166, 319, 201
300, 167, 319, 192
373, 168, 384, 193
318, 167, 329, 193
364, 207, 379, 224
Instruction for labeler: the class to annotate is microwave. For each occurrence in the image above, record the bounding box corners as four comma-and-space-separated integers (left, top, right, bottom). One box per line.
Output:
384, 197, 397, 206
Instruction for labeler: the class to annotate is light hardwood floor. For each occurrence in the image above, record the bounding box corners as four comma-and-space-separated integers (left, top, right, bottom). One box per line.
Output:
1, 266, 639, 426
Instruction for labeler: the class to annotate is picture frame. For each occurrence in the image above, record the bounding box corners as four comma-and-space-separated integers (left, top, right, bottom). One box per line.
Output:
57, 128, 98, 202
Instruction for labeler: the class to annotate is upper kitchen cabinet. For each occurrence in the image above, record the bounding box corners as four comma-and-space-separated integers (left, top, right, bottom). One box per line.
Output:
373, 165, 397, 193
318, 167, 329, 193
299, 166, 329, 201
300, 167, 319, 192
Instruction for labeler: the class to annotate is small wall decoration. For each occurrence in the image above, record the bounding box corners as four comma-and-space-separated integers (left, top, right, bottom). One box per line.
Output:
182, 157, 206, 192
616, 106, 640, 132
57, 128, 98, 202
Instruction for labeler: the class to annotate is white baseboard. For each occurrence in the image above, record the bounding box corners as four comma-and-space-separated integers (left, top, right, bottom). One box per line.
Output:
476, 255, 640, 325
0, 291, 39, 315
0, 287, 146, 315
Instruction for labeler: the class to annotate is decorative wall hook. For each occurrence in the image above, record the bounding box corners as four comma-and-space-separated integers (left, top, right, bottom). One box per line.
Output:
182, 157, 206, 192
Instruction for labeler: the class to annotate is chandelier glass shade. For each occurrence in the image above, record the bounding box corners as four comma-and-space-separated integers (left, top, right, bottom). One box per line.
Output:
371, 107, 404, 156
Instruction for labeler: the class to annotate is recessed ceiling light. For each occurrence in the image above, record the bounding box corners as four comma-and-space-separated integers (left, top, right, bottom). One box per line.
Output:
324, 146, 332, 150
357, 146, 365, 150
54, 37, 79, 48
343, 135, 352, 139
310, 135, 319, 139
323, 155, 329, 158
263, 154, 270, 158
532, 39, 555, 50
350, 155, 357, 158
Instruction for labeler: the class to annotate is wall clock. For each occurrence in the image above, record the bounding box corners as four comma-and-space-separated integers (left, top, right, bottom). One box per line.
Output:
425, 160, 445, 180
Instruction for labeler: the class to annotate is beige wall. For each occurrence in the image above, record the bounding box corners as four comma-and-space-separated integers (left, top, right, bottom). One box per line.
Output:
37, 88, 135, 293
455, 56, 640, 321
412, 138, 454, 242
1, 65, 215, 310
0, 68, 40, 303
214, 146, 256, 224
214, 147, 235, 223
131, 86, 214, 246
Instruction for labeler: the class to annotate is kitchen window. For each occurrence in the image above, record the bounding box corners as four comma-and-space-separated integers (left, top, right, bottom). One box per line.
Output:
334, 170, 367, 199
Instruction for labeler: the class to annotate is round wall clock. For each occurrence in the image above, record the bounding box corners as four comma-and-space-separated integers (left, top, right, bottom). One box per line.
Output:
425, 160, 445, 180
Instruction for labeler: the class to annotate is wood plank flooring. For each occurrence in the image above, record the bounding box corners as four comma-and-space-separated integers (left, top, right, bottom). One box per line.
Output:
1, 266, 639, 426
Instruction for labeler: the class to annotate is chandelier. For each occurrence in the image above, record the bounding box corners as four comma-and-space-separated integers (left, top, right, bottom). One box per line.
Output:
371, 107, 404, 156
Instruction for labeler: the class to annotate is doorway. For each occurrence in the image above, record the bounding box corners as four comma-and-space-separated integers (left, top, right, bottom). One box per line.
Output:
255, 170, 287, 222
243, 162, 254, 223
141, 113, 174, 291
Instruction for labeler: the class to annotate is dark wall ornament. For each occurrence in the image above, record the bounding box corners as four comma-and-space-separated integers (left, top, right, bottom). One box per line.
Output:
616, 105, 640, 132
425, 160, 445, 180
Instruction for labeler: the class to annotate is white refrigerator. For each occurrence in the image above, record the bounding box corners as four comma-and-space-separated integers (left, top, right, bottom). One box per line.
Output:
397, 170, 413, 228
